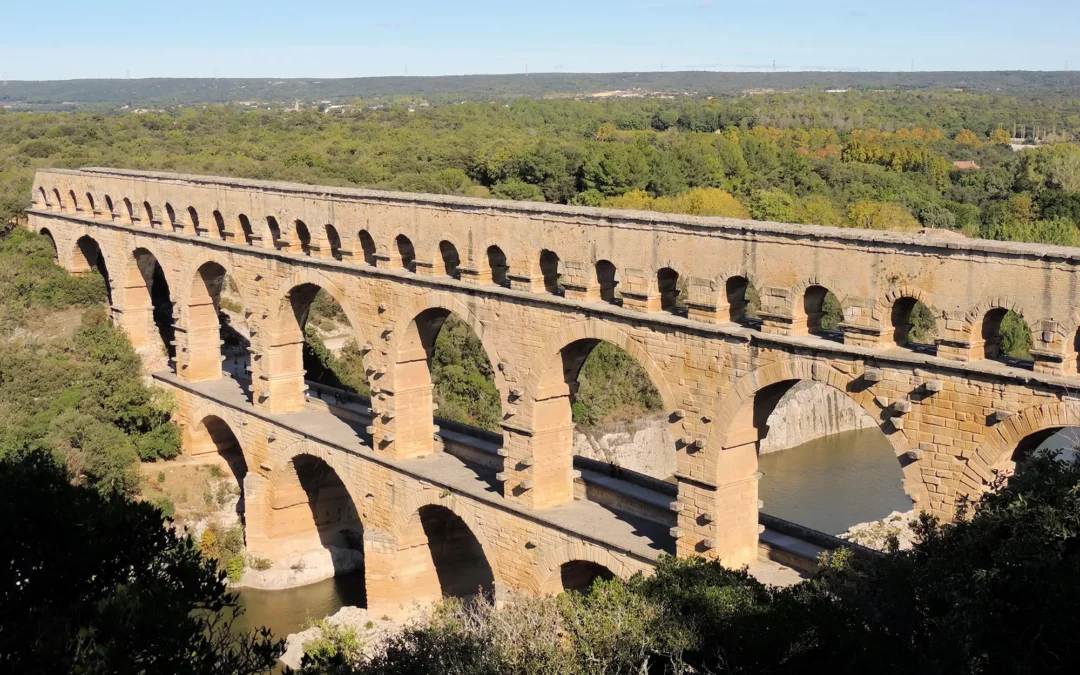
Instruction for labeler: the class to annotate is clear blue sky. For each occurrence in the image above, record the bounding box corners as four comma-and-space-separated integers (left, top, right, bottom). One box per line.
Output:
4, 0, 1079, 80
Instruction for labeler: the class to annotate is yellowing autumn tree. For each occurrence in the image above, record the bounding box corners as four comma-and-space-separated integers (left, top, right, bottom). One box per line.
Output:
603, 189, 653, 210
655, 187, 750, 218
955, 129, 982, 147
990, 128, 1012, 145
846, 201, 922, 232
604, 188, 750, 219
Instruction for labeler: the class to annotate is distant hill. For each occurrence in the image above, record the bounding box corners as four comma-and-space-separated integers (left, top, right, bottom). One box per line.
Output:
3, 71, 1080, 108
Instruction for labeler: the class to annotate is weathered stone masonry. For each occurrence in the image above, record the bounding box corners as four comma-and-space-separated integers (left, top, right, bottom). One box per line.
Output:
27, 167, 1080, 602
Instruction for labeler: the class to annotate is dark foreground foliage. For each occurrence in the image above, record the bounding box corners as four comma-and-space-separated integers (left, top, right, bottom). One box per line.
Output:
0, 451, 284, 674
296, 452, 1080, 675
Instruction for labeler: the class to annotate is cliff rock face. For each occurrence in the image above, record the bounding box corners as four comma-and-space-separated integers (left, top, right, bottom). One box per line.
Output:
571, 383, 874, 479
573, 414, 677, 479
759, 381, 874, 454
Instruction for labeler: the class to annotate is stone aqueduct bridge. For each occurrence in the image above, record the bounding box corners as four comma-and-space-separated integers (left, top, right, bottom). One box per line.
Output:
26, 167, 1080, 608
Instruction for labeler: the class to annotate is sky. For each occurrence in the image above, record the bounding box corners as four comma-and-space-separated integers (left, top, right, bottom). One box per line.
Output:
4, 0, 1079, 80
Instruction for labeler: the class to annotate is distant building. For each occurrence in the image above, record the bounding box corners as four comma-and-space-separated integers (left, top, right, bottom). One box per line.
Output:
952, 160, 980, 171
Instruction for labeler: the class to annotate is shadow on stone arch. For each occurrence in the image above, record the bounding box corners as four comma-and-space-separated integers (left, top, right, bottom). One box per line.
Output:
399, 504, 495, 602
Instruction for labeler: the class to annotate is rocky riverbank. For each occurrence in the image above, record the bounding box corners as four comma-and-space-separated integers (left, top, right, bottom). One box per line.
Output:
280, 606, 404, 669
839, 510, 918, 551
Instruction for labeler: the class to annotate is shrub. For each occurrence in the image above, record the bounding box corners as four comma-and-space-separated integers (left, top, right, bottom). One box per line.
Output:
225, 554, 246, 583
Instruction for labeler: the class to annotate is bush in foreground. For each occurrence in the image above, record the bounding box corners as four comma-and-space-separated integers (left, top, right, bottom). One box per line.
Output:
297, 452, 1080, 675
0, 451, 283, 674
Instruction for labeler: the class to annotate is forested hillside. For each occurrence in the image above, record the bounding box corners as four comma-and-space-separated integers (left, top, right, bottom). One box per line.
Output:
3, 92, 1080, 247
4, 71, 1080, 108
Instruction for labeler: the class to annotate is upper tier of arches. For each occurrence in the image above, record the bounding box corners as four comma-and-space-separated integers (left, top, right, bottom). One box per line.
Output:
32, 178, 1080, 376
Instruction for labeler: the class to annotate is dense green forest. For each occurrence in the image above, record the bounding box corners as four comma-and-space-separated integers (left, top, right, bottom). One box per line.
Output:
0, 228, 181, 497
3, 92, 1080, 247
4, 71, 1080, 108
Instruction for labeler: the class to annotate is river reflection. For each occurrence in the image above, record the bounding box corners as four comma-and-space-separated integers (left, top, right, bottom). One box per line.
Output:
757, 427, 913, 535
234, 570, 367, 641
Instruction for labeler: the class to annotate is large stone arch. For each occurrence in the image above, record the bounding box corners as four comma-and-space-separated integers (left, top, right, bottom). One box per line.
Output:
960, 296, 1032, 362
391, 487, 504, 603
176, 250, 244, 382
184, 410, 250, 524
533, 540, 637, 595
383, 291, 508, 459
959, 400, 1080, 495
122, 243, 177, 362
246, 439, 369, 563
522, 318, 678, 415
713, 357, 904, 459
386, 291, 508, 396
510, 318, 679, 508
261, 269, 368, 414
707, 356, 918, 565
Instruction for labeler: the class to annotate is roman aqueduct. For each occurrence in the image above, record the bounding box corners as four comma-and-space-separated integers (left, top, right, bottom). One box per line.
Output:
25, 167, 1080, 613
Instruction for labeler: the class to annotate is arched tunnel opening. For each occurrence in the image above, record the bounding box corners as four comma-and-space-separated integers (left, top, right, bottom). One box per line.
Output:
749, 380, 913, 544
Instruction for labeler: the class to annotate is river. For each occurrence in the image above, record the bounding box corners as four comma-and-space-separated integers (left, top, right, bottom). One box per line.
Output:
234, 570, 367, 641
758, 426, 913, 535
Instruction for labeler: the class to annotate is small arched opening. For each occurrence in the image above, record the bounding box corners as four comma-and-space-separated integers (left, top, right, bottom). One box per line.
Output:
439, 240, 461, 279
357, 230, 377, 265
540, 250, 562, 295
165, 203, 177, 231
212, 211, 227, 240
122, 198, 135, 224
237, 214, 255, 245
37, 187, 50, 209
267, 217, 284, 250
104, 195, 115, 219
325, 224, 343, 260
979, 308, 1033, 368
398, 504, 495, 602
560, 560, 616, 593
891, 297, 937, 352
800, 285, 842, 339
295, 220, 312, 255
188, 207, 201, 235
143, 202, 155, 228
487, 246, 509, 286
725, 276, 758, 324
68, 190, 79, 212
596, 260, 619, 304
657, 267, 684, 314
85, 192, 96, 215
396, 234, 416, 272
53, 189, 65, 212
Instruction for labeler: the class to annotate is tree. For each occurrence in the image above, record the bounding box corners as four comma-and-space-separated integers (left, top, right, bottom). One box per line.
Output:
954, 128, 982, 147
989, 128, 1011, 145
846, 200, 922, 232
750, 188, 800, 223
0, 451, 284, 674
